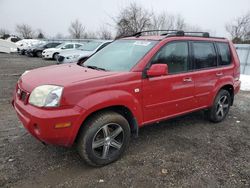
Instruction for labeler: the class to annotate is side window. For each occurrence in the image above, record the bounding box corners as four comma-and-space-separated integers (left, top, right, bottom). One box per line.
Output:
64, 44, 74, 49
192, 42, 217, 69
217, 42, 231, 66
151, 42, 189, 74
75, 44, 82, 48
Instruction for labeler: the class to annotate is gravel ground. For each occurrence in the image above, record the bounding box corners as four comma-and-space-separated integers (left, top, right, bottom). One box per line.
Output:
0, 53, 249, 188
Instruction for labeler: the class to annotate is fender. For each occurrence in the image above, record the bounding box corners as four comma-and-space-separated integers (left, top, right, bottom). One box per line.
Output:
70, 90, 143, 140
210, 75, 234, 106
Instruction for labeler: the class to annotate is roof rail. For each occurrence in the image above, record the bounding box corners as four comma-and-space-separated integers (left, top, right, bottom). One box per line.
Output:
130, 30, 211, 38
121, 30, 226, 40
132, 30, 179, 37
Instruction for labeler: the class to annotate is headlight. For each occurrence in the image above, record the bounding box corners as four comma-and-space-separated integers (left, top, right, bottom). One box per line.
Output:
67, 54, 80, 59
29, 85, 63, 107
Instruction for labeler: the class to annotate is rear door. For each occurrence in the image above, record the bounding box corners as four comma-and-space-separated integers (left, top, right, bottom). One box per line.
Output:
190, 41, 222, 108
142, 41, 196, 124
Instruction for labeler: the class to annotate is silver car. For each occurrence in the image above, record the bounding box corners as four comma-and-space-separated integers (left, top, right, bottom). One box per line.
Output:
57, 40, 112, 64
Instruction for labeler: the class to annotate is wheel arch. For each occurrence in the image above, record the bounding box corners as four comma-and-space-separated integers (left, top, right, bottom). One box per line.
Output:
215, 84, 234, 106
74, 105, 139, 144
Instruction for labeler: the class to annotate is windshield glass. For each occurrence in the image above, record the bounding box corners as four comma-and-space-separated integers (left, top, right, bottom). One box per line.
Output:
55, 43, 66, 49
83, 40, 157, 71
79, 41, 103, 51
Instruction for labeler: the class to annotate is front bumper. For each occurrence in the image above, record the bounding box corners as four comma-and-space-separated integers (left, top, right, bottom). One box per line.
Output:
12, 93, 85, 147
57, 56, 76, 64
42, 51, 53, 59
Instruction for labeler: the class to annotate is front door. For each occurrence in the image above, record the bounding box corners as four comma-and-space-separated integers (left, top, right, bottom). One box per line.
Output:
142, 41, 196, 124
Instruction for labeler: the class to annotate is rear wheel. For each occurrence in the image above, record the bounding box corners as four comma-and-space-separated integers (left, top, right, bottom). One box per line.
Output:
208, 89, 231, 123
77, 111, 131, 166
36, 51, 42, 57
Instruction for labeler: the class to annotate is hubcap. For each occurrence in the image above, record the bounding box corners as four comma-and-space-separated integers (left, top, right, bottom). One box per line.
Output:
92, 123, 124, 159
216, 95, 229, 118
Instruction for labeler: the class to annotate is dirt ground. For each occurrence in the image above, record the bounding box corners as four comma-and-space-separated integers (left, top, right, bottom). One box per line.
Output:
0, 53, 249, 188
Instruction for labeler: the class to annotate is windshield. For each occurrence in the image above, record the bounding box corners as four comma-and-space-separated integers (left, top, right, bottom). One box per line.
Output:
83, 40, 157, 71
55, 43, 66, 49
79, 41, 103, 51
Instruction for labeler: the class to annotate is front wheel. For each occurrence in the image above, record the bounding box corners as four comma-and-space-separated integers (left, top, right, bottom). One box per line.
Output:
208, 89, 231, 123
77, 111, 131, 166
53, 53, 59, 60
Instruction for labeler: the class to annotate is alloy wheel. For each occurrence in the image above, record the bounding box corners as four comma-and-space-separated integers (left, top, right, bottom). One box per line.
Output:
92, 123, 124, 159
216, 95, 229, 118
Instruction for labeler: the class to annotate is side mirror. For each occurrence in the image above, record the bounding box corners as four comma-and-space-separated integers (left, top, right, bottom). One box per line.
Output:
147, 64, 168, 77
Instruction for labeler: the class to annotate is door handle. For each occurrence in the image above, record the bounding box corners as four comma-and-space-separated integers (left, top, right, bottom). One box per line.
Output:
183, 77, 192, 82
216, 72, 223, 77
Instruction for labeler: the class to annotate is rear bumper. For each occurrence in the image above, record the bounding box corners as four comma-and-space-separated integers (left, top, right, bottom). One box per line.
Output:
12, 95, 85, 147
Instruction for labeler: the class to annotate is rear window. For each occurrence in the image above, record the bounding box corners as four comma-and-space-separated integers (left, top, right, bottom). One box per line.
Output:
216, 42, 231, 66
192, 42, 217, 69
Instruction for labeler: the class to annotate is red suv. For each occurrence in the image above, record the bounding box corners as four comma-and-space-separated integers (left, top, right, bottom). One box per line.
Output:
13, 30, 241, 166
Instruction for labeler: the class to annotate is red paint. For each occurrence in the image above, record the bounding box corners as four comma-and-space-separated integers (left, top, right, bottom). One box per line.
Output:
13, 36, 241, 147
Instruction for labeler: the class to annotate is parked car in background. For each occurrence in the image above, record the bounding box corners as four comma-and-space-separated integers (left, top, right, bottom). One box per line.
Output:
57, 40, 112, 64
42, 42, 84, 60
16, 39, 43, 55
26, 42, 62, 57
12, 30, 240, 166
0, 39, 17, 53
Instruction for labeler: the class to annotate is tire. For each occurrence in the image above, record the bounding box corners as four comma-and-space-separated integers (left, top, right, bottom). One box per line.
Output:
208, 89, 231, 123
77, 111, 131, 166
36, 51, 42, 58
53, 53, 59, 60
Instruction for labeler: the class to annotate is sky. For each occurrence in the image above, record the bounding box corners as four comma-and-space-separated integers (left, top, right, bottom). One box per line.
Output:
0, 0, 249, 38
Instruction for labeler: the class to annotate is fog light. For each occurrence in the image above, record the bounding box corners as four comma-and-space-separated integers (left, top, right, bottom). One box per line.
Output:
55, 122, 71, 128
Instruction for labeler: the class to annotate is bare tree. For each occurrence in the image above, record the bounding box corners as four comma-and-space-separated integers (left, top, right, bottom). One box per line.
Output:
225, 12, 250, 42
150, 12, 187, 33
16, 24, 34, 39
175, 15, 186, 30
97, 26, 113, 39
114, 2, 152, 37
0, 28, 10, 37
83, 31, 98, 39
37, 29, 45, 39
68, 19, 85, 39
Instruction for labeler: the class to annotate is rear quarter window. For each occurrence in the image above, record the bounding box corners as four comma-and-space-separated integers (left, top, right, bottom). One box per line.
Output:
216, 42, 231, 66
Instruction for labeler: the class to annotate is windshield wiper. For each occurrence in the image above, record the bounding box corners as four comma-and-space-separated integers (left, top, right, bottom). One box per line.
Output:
84, 65, 107, 71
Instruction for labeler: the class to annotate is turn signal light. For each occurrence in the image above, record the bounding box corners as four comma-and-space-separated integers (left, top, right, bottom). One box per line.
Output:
54, 122, 71, 129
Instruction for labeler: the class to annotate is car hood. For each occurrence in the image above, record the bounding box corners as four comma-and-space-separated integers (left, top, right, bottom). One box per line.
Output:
19, 64, 117, 92
59, 49, 93, 57
44, 48, 57, 52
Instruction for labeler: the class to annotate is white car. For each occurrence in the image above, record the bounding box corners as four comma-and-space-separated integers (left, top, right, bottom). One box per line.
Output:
56, 40, 112, 64
42, 42, 84, 60
16, 39, 42, 55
